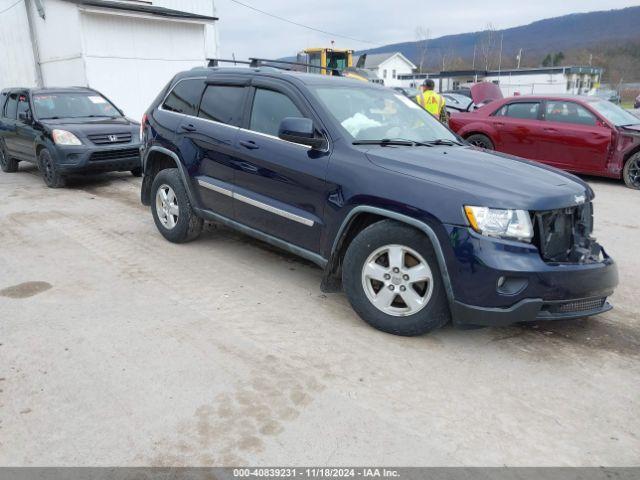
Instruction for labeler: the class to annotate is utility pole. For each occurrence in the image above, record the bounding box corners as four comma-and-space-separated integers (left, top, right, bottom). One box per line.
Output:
472, 44, 476, 70
498, 33, 503, 76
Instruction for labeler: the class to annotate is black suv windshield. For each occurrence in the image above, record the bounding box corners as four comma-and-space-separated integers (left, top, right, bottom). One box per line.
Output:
33, 93, 121, 119
311, 85, 458, 144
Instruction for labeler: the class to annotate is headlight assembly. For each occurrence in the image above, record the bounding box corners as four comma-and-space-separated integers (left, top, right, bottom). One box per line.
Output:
464, 205, 534, 242
52, 129, 82, 146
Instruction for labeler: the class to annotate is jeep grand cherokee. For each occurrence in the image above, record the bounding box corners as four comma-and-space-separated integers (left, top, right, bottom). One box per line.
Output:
139, 67, 618, 336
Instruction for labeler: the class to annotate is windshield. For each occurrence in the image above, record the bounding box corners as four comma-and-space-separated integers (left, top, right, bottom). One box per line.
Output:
33, 93, 121, 119
311, 85, 458, 143
590, 100, 639, 126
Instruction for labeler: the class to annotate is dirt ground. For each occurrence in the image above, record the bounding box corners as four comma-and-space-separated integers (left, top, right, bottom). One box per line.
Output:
1, 164, 639, 466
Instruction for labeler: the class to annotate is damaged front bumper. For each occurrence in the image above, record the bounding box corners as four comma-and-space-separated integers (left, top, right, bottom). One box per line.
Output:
443, 217, 618, 327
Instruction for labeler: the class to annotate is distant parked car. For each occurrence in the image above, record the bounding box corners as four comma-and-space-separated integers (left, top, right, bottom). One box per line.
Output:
0, 87, 141, 187
442, 93, 474, 113
449, 93, 640, 189
393, 87, 422, 101
634, 94, 640, 109
593, 89, 621, 104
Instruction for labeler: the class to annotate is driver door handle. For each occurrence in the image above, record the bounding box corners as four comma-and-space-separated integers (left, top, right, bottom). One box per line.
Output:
180, 123, 197, 132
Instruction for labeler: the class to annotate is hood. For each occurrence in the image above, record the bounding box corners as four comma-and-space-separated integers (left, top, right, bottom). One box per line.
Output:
364, 145, 591, 211
470, 82, 503, 105
39, 116, 139, 135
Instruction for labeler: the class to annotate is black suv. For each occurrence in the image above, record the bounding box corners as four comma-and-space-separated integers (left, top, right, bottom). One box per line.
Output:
140, 67, 617, 336
0, 87, 142, 187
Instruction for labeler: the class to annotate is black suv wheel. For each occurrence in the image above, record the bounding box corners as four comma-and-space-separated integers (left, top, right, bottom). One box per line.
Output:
342, 220, 451, 336
0, 141, 19, 173
38, 148, 66, 188
151, 168, 203, 243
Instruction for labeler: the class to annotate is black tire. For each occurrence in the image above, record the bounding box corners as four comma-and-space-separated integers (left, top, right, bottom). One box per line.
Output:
623, 153, 640, 190
150, 168, 203, 243
131, 167, 142, 177
466, 133, 494, 150
38, 148, 66, 188
0, 141, 19, 173
342, 220, 451, 336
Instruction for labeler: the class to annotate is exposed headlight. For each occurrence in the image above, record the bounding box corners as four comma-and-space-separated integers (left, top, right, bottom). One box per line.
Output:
52, 129, 82, 146
464, 205, 533, 242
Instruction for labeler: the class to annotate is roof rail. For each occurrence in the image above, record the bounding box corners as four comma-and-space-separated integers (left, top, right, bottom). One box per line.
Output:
206, 57, 343, 76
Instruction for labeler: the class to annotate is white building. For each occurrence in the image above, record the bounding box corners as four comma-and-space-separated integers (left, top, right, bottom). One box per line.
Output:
354, 52, 416, 87
398, 66, 603, 97
0, 0, 219, 119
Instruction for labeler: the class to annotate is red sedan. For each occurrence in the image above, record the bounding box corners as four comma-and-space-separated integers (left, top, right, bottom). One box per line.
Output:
449, 91, 640, 189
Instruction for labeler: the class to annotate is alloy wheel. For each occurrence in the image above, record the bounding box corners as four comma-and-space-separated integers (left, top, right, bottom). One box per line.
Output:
155, 184, 180, 229
361, 244, 434, 317
628, 157, 640, 188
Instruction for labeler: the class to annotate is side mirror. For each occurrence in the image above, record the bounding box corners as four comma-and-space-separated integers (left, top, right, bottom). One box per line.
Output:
278, 117, 325, 149
18, 111, 32, 123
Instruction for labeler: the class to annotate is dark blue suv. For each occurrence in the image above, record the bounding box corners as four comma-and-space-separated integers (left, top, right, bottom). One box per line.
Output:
140, 67, 618, 336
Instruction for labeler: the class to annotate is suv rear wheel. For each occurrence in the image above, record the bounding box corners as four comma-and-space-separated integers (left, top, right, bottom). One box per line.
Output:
342, 220, 450, 336
0, 141, 19, 173
623, 152, 640, 190
151, 168, 203, 243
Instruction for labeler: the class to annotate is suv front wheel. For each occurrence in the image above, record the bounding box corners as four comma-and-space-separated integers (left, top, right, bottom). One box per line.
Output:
342, 220, 450, 336
151, 168, 203, 243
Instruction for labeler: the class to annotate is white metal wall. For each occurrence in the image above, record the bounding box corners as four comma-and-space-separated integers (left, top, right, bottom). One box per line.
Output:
81, 11, 208, 119
0, 0, 38, 90
154, 0, 219, 59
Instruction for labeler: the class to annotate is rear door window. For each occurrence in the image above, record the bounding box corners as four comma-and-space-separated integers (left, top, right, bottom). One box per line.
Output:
162, 79, 205, 116
198, 85, 245, 126
496, 102, 540, 120
545, 101, 597, 126
4, 93, 18, 119
249, 88, 304, 136
17, 95, 29, 118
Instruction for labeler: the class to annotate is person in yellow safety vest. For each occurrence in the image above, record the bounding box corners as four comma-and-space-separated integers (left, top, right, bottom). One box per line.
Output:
416, 78, 447, 123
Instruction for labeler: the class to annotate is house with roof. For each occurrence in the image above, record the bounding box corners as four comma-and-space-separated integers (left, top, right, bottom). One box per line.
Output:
354, 52, 416, 87
0, 0, 219, 118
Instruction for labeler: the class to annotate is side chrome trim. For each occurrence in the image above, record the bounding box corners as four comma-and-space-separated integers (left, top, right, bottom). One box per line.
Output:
196, 175, 315, 227
234, 193, 315, 227
197, 178, 232, 197
195, 207, 327, 268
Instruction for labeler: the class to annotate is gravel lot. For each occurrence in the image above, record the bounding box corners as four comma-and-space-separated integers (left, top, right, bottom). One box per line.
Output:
1, 164, 639, 466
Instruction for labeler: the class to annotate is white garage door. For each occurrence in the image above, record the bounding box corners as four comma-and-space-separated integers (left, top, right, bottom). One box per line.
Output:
81, 11, 208, 119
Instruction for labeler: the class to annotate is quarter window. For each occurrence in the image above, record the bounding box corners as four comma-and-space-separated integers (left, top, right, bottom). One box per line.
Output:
545, 101, 597, 126
495, 102, 540, 120
162, 79, 205, 116
4, 93, 18, 119
249, 88, 304, 137
198, 85, 245, 126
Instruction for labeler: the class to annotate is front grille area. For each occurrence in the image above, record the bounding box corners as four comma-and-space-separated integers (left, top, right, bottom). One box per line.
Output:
89, 148, 140, 162
533, 202, 601, 264
546, 297, 607, 315
87, 132, 132, 145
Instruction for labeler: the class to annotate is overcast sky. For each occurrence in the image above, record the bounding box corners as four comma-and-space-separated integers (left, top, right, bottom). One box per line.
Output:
215, 0, 639, 60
